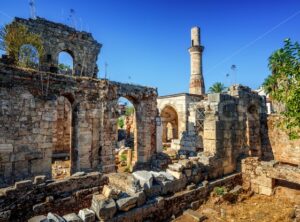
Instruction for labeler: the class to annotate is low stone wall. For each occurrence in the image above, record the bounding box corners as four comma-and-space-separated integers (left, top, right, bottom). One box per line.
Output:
26, 170, 241, 222
242, 157, 300, 196
264, 115, 300, 165
0, 172, 108, 221
108, 173, 241, 222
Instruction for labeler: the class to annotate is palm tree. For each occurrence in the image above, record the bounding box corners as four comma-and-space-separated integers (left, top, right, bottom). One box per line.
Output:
209, 82, 226, 93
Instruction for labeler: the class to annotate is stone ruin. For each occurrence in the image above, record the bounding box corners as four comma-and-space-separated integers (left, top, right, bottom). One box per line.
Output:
0, 17, 299, 222
10, 17, 102, 77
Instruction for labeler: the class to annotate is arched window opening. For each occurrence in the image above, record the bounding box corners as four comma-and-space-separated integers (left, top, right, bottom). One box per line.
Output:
58, 51, 73, 75
52, 96, 72, 179
115, 97, 136, 173
161, 105, 179, 145
18, 44, 39, 69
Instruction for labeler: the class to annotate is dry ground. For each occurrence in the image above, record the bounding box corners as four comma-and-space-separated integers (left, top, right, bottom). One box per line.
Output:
174, 188, 298, 222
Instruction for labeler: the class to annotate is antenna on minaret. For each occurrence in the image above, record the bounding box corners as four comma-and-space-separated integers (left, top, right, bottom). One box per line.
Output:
29, 0, 37, 19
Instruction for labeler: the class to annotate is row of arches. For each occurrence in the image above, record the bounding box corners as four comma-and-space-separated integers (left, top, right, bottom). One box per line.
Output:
17, 44, 74, 74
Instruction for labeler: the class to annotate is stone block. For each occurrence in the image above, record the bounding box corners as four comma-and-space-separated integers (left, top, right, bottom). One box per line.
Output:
184, 169, 192, 177
63, 213, 83, 222
168, 163, 184, 172
102, 185, 121, 199
132, 191, 146, 207
28, 215, 48, 222
178, 159, 192, 169
132, 171, 153, 189
14, 180, 32, 189
190, 200, 200, 210
47, 212, 65, 222
34, 175, 46, 185
259, 185, 273, 196
116, 196, 137, 211
166, 169, 183, 179
90, 194, 116, 220
78, 208, 95, 222
183, 209, 207, 222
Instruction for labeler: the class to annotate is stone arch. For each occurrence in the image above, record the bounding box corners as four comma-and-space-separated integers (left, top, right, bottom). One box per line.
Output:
246, 103, 261, 157
57, 50, 75, 75
161, 105, 179, 143
18, 44, 40, 69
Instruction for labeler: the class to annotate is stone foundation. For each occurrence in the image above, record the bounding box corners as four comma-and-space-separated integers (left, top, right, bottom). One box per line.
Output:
242, 157, 300, 196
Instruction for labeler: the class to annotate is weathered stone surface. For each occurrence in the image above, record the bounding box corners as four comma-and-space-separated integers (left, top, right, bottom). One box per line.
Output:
102, 185, 121, 199
78, 208, 95, 222
168, 163, 184, 172
166, 169, 184, 179
132, 171, 153, 189
47, 212, 65, 222
91, 194, 116, 220
116, 196, 137, 211
0, 210, 11, 222
151, 171, 174, 182
183, 209, 207, 222
63, 213, 83, 222
132, 191, 146, 207
107, 173, 141, 194
28, 215, 48, 222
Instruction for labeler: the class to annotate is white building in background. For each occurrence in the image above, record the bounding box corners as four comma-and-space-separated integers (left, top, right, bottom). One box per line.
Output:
255, 87, 272, 114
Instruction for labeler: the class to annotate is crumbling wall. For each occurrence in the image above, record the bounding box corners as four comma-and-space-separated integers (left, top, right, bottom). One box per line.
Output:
200, 85, 267, 178
10, 17, 102, 77
0, 63, 157, 186
262, 114, 300, 165
242, 157, 300, 196
0, 172, 108, 221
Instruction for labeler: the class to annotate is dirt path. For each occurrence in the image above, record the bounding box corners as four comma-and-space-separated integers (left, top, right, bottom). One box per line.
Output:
174, 193, 296, 222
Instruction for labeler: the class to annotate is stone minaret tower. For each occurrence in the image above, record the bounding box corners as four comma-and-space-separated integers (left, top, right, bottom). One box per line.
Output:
189, 26, 205, 95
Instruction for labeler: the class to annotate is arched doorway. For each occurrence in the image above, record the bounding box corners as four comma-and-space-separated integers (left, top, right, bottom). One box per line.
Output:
161, 105, 179, 143
58, 51, 74, 75
18, 44, 39, 69
115, 97, 136, 172
246, 104, 261, 157
52, 96, 72, 179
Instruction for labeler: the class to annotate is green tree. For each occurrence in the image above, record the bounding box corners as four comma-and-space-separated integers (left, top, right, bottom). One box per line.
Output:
125, 106, 134, 116
0, 23, 44, 68
118, 117, 124, 129
208, 82, 226, 93
263, 39, 300, 139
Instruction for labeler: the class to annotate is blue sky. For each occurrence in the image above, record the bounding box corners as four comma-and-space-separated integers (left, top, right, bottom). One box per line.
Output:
1, 0, 300, 96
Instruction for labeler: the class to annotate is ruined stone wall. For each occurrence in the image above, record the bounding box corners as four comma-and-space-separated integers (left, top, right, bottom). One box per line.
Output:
0, 172, 108, 221
0, 63, 157, 185
262, 114, 300, 165
200, 85, 267, 178
242, 157, 300, 196
11, 17, 101, 77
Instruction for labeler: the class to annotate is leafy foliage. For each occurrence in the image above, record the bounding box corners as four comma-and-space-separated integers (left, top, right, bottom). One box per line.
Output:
263, 39, 300, 139
209, 82, 226, 93
118, 117, 124, 129
120, 153, 127, 162
0, 23, 44, 68
125, 106, 134, 116
214, 186, 226, 196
